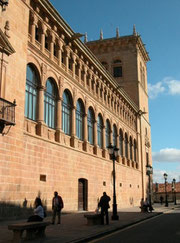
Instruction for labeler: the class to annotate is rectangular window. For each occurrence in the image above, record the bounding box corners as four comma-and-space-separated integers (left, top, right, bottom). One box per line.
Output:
113, 66, 122, 78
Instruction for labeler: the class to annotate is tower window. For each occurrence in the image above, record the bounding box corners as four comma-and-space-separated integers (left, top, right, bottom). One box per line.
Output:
113, 60, 122, 78
113, 66, 122, 77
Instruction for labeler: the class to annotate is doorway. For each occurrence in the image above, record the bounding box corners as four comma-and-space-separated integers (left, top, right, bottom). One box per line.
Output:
78, 178, 88, 211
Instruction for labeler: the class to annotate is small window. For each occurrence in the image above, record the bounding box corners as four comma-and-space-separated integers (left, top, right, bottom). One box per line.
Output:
113, 66, 122, 77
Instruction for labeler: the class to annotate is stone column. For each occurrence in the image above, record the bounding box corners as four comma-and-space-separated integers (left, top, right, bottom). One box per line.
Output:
72, 54, 76, 79
83, 66, 87, 89
50, 33, 55, 60
56, 99, 62, 131
57, 38, 64, 67
40, 23, 46, 53
78, 61, 82, 82
37, 86, 45, 123
65, 46, 70, 73
30, 13, 38, 44
93, 118, 97, 154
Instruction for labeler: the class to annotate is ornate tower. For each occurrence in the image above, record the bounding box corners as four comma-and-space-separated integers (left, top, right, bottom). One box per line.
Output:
86, 27, 150, 114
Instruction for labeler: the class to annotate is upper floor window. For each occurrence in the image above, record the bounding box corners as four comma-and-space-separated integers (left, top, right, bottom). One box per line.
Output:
76, 99, 84, 140
113, 124, 117, 146
125, 133, 128, 158
113, 60, 122, 78
25, 64, 39, 121
130, 137, 133, 160
106, 120, 111, 148
134, 139, 137, 162
87, 107, 95, 145
62, 90, 72, 135
97, 114, 103, 148
44, 78, 57, 129
119, 129, 123, 156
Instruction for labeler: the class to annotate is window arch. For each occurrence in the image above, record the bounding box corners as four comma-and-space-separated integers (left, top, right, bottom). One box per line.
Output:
119, 129, 123, 156
106, 119, 111, 148
125, 133, 128, 158
44, 78, 58, 129
62, 89, 72, 135
134, 139, 137, 162
87, 107, 95, 145
130, 136, 133, 160
113, 124, 117, 146
113, 59, 122, 78
25, 64, 39, 121
97, 114, 103, 148
76, 99, 84, 140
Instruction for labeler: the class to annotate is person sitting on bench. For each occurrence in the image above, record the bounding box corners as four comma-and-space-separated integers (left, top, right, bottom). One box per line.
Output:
28, 197, 44, 222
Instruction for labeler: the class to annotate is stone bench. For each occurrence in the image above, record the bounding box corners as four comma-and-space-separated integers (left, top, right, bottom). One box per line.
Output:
8, 221, 51, 243
84, 213, 101, 225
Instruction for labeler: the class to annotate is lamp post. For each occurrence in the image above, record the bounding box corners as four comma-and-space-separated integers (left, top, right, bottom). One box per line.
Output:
107, 143, 119, 220
146, 164, 153, 209
164, 173, 168, 207
172, 178, 177, 205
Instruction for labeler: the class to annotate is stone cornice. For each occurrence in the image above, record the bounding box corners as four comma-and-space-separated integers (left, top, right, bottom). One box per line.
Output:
86, 35, 150, 63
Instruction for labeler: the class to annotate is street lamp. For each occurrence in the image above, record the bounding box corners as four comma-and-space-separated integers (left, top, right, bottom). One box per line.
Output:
0, 0, 8, 10
107, 143, 119, 220
172, 178, 177, 205
146, 164, 153, 209
163, 173, 168, 207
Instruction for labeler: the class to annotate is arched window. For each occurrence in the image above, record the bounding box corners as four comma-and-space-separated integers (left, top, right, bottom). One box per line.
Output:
87, 107, 94, 145
25, 64, 39, 121
125, 133, 128, 158
119, 129, 123, 156
134, 139, 137, 162
130, 137, 133, 160
62, 90, 72, 135
44, 78, 57, 129
97, 114, 103, 148
106, 120, 111, 148
113, 59, 122, 78
113, 124, 117, 146
76, 99, 84, 140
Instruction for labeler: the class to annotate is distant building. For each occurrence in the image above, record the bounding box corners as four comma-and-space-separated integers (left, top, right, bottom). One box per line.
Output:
0, 0, 152, 218
153, 182, 180, 203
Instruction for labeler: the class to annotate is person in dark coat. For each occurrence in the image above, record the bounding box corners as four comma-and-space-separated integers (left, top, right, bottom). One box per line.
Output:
52, 191, 64, 224
98, 192, 111, 225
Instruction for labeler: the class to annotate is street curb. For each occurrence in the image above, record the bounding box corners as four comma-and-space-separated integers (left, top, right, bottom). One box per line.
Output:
70, 212, 163, 243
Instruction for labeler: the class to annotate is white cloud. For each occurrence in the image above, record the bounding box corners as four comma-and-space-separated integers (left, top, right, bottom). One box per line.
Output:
148, 82, 165, 99
152, 148, 180, 163
148, 77, 180, 99
165, 79, 180, 95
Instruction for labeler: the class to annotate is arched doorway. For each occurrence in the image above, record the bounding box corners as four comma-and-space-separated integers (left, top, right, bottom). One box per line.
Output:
78, 178, 88, 211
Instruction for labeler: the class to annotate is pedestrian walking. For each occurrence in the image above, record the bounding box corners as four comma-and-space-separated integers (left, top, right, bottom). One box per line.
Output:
52, 191, 64, 224
27, 197, 44, 222
98, 192, 111, 225
160, 196, 163, 205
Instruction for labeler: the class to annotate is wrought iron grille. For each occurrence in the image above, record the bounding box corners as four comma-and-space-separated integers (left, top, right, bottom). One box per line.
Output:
0, 97, 16, 125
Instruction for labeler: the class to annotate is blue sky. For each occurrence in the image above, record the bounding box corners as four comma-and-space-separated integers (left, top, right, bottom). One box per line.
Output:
49, 0, 180, 183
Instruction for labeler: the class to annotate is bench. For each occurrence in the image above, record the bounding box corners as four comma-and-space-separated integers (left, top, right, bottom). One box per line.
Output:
84, 213, 102, 225
8, 221, 51, 243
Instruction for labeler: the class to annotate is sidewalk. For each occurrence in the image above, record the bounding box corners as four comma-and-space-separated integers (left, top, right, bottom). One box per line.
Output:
0, 203, 179, 243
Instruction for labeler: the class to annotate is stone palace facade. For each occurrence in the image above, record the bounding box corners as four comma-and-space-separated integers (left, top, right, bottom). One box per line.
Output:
0, 0, 152, 216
